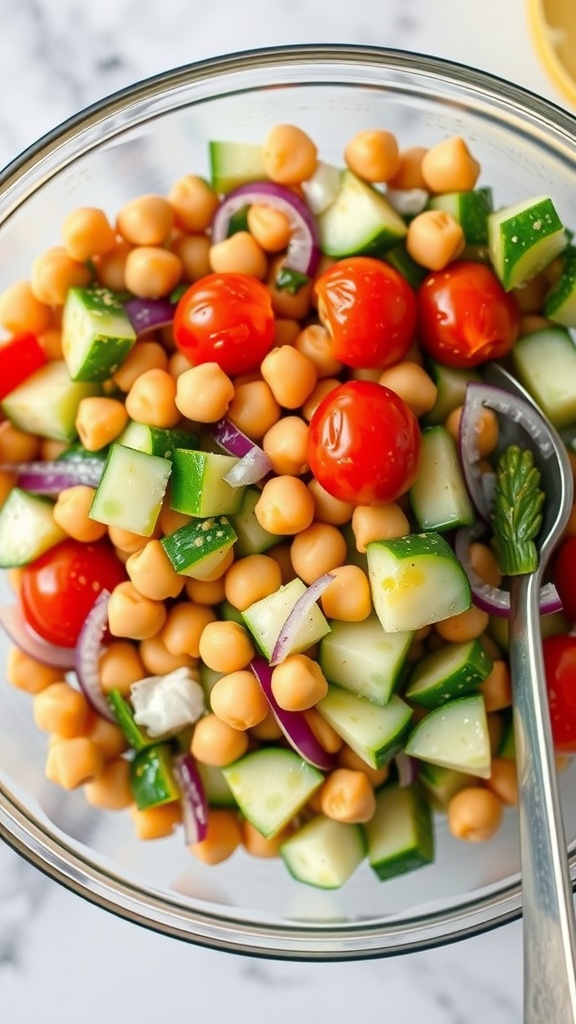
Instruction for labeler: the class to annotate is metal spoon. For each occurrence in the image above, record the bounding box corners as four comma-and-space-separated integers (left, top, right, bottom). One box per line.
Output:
471, 364, 576, 1022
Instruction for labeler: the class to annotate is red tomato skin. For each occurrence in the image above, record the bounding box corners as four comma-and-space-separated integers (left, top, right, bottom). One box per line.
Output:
173, 272, 275, 376
307, 380, 421, 505
0, 333, 46, 399
552, 535, 576, 624
417, 262, 520, 368
543, 634, 576, 753
20, 538, 126, 648
314, 257, 417, 369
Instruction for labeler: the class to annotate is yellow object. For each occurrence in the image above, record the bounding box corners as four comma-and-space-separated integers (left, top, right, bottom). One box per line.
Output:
527, 0, 576, 107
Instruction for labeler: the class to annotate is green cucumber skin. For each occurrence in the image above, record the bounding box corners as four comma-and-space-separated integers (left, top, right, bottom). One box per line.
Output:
209, 141, 266, 194
280, 815, 366, 889
170, 449, 245, 517
222, 748, 323, 838
545, 247, 576, 327
409, 426, 475, 533
316, 686, 413, 769
118, 421, 198, 459
129, 743, 181, 810
161, 515, 237, 576
107, 689, 153, 751
404, 693, 491, 778
365, 783, 434, 882
90, 443, 172, 537
405, 637, 493, 708
427, 187, 493, 245
318, 169, 407, 258
488, 195, 567, 290
319, 615, 413, 706
62, 286, 136, 382
1, 361, 101, 442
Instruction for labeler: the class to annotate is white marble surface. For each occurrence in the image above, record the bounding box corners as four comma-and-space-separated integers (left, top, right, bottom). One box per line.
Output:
0, 0, 572, 1020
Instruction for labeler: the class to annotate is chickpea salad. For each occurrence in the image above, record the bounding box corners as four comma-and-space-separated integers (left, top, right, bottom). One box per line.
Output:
1, 122, 576, 889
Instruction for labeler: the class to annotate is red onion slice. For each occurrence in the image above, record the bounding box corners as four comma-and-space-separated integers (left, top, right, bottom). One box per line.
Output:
270, 574, 334, 666
209, 417, 258, 459
74, 589, 115, 721
394, 752, 420, 788
124, 297, 176, 335
1, 459, 104, 493
173, 752, 209, 845
0, 603, 75, 669
223, 448, 272, 487
250, 656, 336, 771
454, 527, 562, 618
211, 181, 320, 278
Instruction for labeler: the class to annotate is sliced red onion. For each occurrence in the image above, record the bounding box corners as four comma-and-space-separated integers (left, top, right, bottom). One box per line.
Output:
454, 526, 563, 618
250, 656, 336, 771
223, 447, 272, 487
74, 589, 115, 721
211, 181, 320, 278
394, 752, 420, 788
173, 752, 209, 845
270, 574, 335, 666
124, 297, 176, 335
0, 603, 75, 669
209, 417, 257, 459
0, 459, 104, 493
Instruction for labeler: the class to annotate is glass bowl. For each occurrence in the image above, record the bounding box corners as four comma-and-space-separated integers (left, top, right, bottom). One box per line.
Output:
1, 44, 576, 961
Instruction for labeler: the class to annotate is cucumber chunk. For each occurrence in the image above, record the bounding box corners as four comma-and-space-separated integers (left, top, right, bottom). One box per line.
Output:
241, 577, 330, 659
488, 195, 567, 290
161, 515, 237, 580
316, 685, 413, 769
409, 426, 475, 532
317, 170, 407, 258
170, 449, 245, 517
197, 763, 237, 808
222, 748, 323, 838
1, 361, 101, 442
129, 743, 181, 810
107, 688, 154, 751
511, 327, 576, 429
365, 782, 434, 881
209, 141, 267, 194
544, 246, 576, 328
62, 286, 136, 381
423, 361, 482, 426
118, 421, 198, 459
0, 488, 66, 567
418, 762, 477, 811
281, 815, 366, 889
427, 187, 493, 245
90, 443, 172, 536
319, 615, 413, 706
405, 638, 493, 708
404, 693, 491, 778
230, 487, 278, 556
366, 533, 471, 633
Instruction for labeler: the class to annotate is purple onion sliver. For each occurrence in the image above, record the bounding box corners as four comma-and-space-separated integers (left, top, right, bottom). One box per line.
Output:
209, 418, 255, 459
394, 752, 420, 788
0, 603, 75, 670
223, 448, 272, 487
173, 753, 209, 845
270, 574, 335, 666
74, 589, 116, 721
124, 297, 176, 335
4, 459, 104, 493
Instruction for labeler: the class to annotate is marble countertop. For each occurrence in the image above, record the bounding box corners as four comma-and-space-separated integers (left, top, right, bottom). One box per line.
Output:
0, 1, 572, 1020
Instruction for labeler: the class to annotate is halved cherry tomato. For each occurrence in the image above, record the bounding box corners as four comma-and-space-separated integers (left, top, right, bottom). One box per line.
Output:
173, 272, 275, 376
314, 256, 417, 368
307, 379, 421, 505
20, 538, 126, 648
543, 633, 576, 753
552, 535, 576, 624
417, 261, 520, 368
0, 333, 46, 400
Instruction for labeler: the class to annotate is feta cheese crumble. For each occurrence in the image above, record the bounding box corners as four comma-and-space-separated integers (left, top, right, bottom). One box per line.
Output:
130, 667, 205, 738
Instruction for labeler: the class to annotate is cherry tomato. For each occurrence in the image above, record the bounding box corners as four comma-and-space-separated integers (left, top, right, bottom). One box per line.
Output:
0, 333, 46, 400
314, 256, 417, 369
20, 538, 126, 648
307, 380, 421, 505
417, 261, 520, 368
552, 535, 576, 624
173, 272, 275, 376
543, 633, 576, 753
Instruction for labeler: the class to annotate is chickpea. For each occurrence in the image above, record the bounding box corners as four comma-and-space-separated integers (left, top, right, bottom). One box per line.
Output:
307, 478, 353, 527
198, 620, 255, 674
241, 819, 289, 858
0, 420, 40, 463
479, 659, 512, 712
290, 522, 347, 584
161, 602, 217, 659
407, 210, 465, 270
171, 233, 212, 282
378, 362, 438, 418
175, 363, 234, 423
86, 716, 128, 761
167, 350, 193, 379
125, 540, 185, 601
448, 786, 503, 842
167, 175, 219, 233
7, 647, 63, 695
344, 129, 400, 183
0, 280, 52, 335
249, 709, 283, 742
53, 485, 107, 542
255, 475, 315, 535
190, 713, 249, 767
107, 580, 167, 640
84, 758, 133, 810
45, 737, 104, 790
421, 137, 481, 194
435, 606, 490, 643
262, 124, 318, 184
319, 768, 377, 823
209, 231, 268, 278
75, 396, 129, 451
31, 247, 92, 305
520, 314, 552, 335
387, 146, 429, 190
124, 246, 182, 299
224, 554, 282, 611
108, 525, 150, 555
94, 240, 133, 292
189, 808, 243, 864
116, 194, 174, 246
247, 204, 292, 252
33, 682, 90, 738
61, 206, 116, 262
337, 744, 390, 787
112, 341, 168, 392
98, 640, 146, 697
185, 576, 227, 606
37, 328, 63, 361
125, 368, 180, 428
512, 272, 549, 313
444, 405, 499, 458
320, 564, 372, 622
294, 323, 343, 378
304, 708, 344, 754
262, 416, 309, 476
267, 255, 314, 319
227, 380, 281, 440
267, 542, 297, 585
352, 503, 410, 553
274, 318, 301, 347
139, 634, 194, 676
260, 346, 317, 409
271, 654, 328, 711
301, 378, 340, 422
469, 542, 503, 589
130, 802, 182, 840
210, 670, 269, 730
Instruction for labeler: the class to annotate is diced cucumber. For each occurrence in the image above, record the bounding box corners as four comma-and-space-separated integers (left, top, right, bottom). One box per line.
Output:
198, 665, 225, 701
90, 443, 171, 536
107, 688, 154, 751
61, 286, 136, 382
241, 577, 330, 659
161, 515, 237, 580
1, 361, 100, 442
405, 638, 493, 708
209, 141, 267, 194
0, 488, 66, 567
544, 246, 576, 328
418, 762, 477, 811
230, 487, 278, 556
427, 187, 493, 245
222, 747, 323, 838
365, 782, 434, 881
423, 360, 482, 426
118, 420, 198, 459
129, 743, 181, 810
383, 242, 428, 289
409, 426, 475, 532
511, 327, 576, 429
366, 533, 471, 633
498, 711, 516, 760
197, 762, 237, 808
316, 685, 413, 769
317, 169, 407, 258
403, 693, 491, 778
217, 600, 245, 625
170, 449, 245, 517
488, 195, 567, 290
280, 815, 366, 889
319, 615, 413, 706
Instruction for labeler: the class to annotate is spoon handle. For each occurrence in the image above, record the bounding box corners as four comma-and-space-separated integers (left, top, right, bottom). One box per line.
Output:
509, 572, 576, 1023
